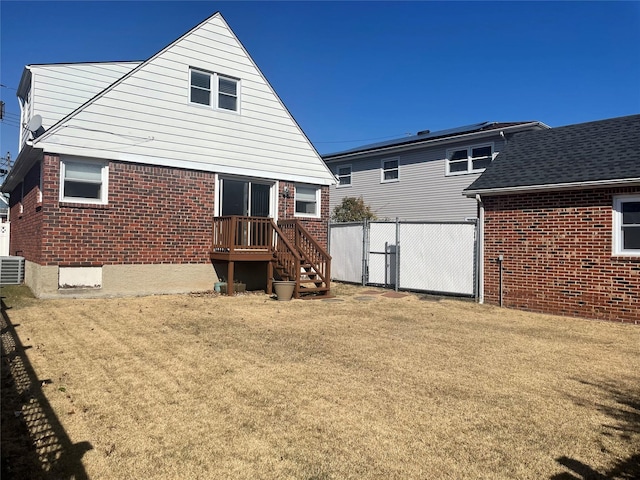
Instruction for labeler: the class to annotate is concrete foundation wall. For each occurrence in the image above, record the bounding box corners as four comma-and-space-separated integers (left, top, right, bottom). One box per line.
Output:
24, 260, 218, 298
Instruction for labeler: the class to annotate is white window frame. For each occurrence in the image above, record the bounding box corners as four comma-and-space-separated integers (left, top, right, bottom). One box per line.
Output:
381, 158, 399, 183
446, 143, 495, 176
336, 164, 352, 188
189, 68, 240, 113
294, 184, 321, 219
59, 158, 109, 205
215, 175, 277, 218
613, 195, 640, 256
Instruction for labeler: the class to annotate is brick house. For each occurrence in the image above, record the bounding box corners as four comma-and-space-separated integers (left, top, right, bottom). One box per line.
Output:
464, 114, 640, 323
0, 12, 335, 298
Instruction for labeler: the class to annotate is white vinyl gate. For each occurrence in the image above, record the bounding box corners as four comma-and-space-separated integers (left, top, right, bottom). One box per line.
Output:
0, 222, 9, 256
330, 220, 477, 296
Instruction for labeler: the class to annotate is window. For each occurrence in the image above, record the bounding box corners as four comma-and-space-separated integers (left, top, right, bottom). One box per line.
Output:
295, 185, 320, 217
189, 68, 239, 112
381, 158, 399, 183
190, 70, 211, 106
60, 159, 108, 204
613, 196, 640, 255
337, 165, 352, 187
446, 144, 494, 175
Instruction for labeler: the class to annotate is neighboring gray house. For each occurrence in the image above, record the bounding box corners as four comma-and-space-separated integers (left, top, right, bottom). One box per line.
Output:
323, 121, 548, 222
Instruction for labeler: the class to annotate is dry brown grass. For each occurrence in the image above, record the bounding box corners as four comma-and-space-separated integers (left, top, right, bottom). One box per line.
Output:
2, 283, 639, 479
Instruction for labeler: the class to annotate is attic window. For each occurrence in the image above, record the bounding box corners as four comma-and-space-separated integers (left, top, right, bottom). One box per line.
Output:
446, 144, 494, 175
189, 68, 239, 113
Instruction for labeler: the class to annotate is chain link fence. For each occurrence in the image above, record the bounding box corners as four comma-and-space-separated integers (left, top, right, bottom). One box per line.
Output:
330, 219, 477, 297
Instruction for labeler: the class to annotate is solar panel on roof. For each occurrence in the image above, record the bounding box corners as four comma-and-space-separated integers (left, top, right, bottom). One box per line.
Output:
324, 122, 493, 157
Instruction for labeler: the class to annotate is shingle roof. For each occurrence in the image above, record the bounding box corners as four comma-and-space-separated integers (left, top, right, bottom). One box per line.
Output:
323, 121, 541, 159
464, 114, 640, 195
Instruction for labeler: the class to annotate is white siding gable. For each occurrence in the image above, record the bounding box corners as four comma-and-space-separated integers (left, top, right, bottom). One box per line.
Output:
34, 13, 335, 186
29, 62, 140, 133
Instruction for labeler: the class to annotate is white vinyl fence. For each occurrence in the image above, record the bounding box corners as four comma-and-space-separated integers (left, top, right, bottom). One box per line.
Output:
330, 220, 478, 296
0, 222, 9, 256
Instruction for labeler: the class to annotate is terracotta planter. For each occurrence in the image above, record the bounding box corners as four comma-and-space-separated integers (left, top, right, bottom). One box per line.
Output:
273, 280, 296, 301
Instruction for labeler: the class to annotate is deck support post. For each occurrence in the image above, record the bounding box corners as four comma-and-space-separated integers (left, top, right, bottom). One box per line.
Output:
267, 261, 273, 295
227, 261, 235, 296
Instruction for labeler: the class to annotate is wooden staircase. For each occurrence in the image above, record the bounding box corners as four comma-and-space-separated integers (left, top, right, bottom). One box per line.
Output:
210, 216, 331, 299
272, 219, 331, 298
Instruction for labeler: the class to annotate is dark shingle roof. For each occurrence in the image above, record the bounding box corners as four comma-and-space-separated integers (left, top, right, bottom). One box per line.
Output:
465, 114, 640, 194
323, 121, 540, 159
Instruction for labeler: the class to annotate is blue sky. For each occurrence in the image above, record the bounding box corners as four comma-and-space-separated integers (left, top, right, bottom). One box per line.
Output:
1, 0, 639, 163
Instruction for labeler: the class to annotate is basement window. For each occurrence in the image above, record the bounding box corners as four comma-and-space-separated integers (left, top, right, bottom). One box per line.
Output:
613, 196, 640, 255
59, 158, 108, 204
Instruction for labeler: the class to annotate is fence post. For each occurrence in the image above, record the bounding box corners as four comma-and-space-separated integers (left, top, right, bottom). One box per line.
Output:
395, 217, 400, 292
362, 219, 368, 286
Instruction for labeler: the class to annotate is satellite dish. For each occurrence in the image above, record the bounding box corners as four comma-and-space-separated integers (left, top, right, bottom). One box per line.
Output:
25, 114, 45, 138
26, 114, 42, 132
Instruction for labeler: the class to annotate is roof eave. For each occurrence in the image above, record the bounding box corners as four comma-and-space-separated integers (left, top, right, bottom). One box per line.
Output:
0, 145, 41, 193
17, 67, 32, 100
323, 122, 548, 162
464, 177, 640, 197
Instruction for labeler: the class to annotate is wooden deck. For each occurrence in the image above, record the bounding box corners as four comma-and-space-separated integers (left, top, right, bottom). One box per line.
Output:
209, 216, 331, 298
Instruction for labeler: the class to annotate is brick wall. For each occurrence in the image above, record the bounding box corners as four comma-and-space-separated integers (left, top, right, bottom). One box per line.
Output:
9, 161, 43, 261
278, 181, 330, 249
483, 187, 640, 323
38, 155, 217, 266
11, 155, 331, 267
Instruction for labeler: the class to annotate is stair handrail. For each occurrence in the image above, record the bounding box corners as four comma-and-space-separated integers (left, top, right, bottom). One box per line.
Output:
269, 219, 302, 295
278, 219, 331, 290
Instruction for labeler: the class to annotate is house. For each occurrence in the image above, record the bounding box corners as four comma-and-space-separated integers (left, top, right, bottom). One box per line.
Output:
0, 12, 335, 298
464, 114, 640, 323
323, 121, 549, 222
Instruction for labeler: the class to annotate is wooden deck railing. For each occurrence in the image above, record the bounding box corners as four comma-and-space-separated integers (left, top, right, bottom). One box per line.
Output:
210, 216, 330, 297
211, 216, 275, 254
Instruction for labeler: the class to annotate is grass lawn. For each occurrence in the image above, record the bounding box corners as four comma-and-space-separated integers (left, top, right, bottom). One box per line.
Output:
1, 283, 639, 479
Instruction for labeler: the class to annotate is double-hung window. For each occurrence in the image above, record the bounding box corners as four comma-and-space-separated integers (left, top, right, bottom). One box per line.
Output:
337, 165, 352, 187
446, 144, 494, 175
613, 196, 640, 255
295, 185, 321, 218
60, 158, 108, 204
381, 158, 399, 183
189, 68, 239, 112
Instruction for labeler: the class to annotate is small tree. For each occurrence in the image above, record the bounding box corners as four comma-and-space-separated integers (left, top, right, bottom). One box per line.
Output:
331, 196, 377, 223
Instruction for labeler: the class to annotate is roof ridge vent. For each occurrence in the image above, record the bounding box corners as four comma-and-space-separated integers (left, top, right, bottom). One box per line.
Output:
417, 129, 430, 135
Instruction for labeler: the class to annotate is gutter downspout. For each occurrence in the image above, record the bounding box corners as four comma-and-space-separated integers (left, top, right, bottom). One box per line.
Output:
475, 194, 484, 304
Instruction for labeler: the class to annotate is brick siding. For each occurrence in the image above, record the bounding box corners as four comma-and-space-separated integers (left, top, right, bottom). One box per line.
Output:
278, 181, 330, 249
11, 155, 330, 267
8, 161, 43, 261
483, 187, 640, 323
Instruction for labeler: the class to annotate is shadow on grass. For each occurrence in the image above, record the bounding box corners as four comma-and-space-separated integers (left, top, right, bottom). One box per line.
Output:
1, 297, 92, 479
550, 380, 640, 480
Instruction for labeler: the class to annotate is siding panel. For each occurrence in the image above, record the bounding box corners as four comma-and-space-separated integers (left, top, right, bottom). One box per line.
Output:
30, 62, 139, 129
329, 137, 507, 221
33, 14, 333, 185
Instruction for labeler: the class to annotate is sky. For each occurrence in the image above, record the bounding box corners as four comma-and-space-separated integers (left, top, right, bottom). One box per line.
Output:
1, 0, 639, 166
